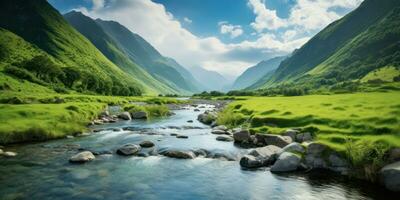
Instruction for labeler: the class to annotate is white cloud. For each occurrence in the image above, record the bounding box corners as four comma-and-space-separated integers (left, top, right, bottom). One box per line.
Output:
219, 22, 243, 38
183, 17, 192, 24
75, 0, 361, 77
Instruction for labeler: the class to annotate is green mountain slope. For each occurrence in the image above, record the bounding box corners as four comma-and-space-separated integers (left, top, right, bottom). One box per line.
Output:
258, 0, 400, 89
95, 19, 201, 93
0, 0, 143, 95
63, 11, 179, 94
231, 56, 286, 90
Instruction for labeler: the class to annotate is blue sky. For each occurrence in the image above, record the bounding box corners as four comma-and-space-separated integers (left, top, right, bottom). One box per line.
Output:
48, 0, 363, 77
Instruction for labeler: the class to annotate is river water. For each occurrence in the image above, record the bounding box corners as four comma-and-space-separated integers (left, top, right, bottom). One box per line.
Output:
0, 104, 396, 200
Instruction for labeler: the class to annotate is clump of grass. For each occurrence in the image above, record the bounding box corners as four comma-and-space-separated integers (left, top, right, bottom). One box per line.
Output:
216, 106, 247, 128
123, 104, 170, 118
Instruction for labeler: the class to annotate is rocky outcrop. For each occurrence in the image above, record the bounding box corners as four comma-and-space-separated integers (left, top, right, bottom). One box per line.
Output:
197, 111, 217, 125
271, 152, 301, 172
163, 150, 196, 159
216, 135, 234, 142
380, 161, 400, 192
69, 151, 95, 163
117, 144, 141, 156
240, 145, 281, 168
131, 111, 148, 119
304, 142, 328, 169
118, 112, 132, 120
283, 129, 313, 143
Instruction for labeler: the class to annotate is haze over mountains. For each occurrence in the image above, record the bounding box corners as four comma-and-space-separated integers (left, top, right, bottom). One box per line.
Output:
0, 0, 399, 96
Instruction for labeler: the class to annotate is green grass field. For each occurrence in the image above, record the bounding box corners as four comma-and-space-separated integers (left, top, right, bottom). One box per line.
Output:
217, 92, 400, 152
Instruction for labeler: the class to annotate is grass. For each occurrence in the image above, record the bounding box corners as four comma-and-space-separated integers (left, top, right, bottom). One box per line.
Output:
0, 102, 105, 144
217, 92, 400, 151
123, 104, 170, 118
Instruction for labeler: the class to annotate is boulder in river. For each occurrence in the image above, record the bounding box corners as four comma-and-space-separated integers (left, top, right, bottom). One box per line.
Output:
69, 151, 95, 163
379, 161, 400, 192
118, 112, 132, 120
213, 125, 228, 131
240, 145, 281, 168
140, 141, 155, 148
216, 135, 234, 142
271, 152, 301, 172
176, 135, 189, 139
388, 148, 400, 163
261, 134, 293, 148
280, 142, 305, 155
163, 150, 196, 159
211, 129, 227, 135
2, 151, 17, 157
296, 132, 313, 143
233, 129, 251, 143
131, 111, 148, 119
197, 111, 217, 125
283, 129, 299, 141
117, 144, 141, 156
187, 120, 194, 123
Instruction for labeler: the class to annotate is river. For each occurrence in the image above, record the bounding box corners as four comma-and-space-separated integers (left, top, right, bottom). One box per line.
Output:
0, 103, 395, 200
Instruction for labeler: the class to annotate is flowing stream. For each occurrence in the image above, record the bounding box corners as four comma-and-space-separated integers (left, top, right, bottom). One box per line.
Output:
0, 103, 394, 200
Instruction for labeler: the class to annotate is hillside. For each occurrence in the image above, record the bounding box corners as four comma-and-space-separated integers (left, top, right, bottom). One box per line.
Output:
64, 11, 179, 95
231, 56, 286, 90
256, 0, 400, 90
189, 67, 231, 91
0, 0, 144, 96
95, 18, 201, 93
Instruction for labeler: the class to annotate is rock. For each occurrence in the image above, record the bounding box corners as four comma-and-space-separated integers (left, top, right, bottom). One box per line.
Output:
304, 142, 329, 169
271, 152, 301, 172
240, 145, 281, 168
296, 132, 313, 142
208, 152, 236, 161
213, 125, 228, 131
139, 141, 155, 148
66, 135, 74, 139
306, 142, 327, 155
187, 120, 193, 123
131, 111, 148, 119
280, 142, 305, 154
99, 110, 110, 117
118, 112, 132, 120
176, 135, 189, 139
69, 151, 95, 163
194, 149, 209, 157
216, 135, 234, 142
388, 148, 400, 163
170, 133, 178, 136
2, 151, 17, 157
240, 155, 264, 168
233, 129, 251, 143
117, 144, 141, 156
0, 149, 3, 155
163, 150, 196, 159
328, 153, 349, 174
194, 109, 200, 112
197, 111, 217, 125
113, 128, 123, 132
380, 161, 400, 192
258, 134, 292, 148
211, 130, 227, 135
283, 129, 299, 141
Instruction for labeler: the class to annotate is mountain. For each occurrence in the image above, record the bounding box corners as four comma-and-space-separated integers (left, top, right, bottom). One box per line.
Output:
63, 11, 180, 94
189, 67, 232, 91
231, 56, 286, 90
0, 0, 144, 95
94, 18, 201, 93
255, 0, 400, 89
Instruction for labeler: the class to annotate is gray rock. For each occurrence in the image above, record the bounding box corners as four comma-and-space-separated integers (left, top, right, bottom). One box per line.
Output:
328, 153, 349, 174
2, 151, 17, 157
283, 129, 299, 141
66, 135, 74, 139
240, 155, 264, 168
208, 152, 236, 161
296, 132, 313, 142
176, 135, 189, 139
216, 135, 234, 142
233, 129, 250, 143
131, 111, 148, 119
213, 125, 228, 131
388, 148, 400, 163
380, 161, 400, 192
211, 130, 227, 135
240, 145, 281, 168
271, 152, 301, 172
197, 111, 217, 125
259, 134, 293, 148
281, 142, 305, 155
69, 151, 95, 163
187, 120, 194, 123
170, 133, 178, 136
194, 149, 209, 157
139, 141, 155, 148
118, 112, 132, 120
117, 144, 141, 156
163, 150, 196, 159
194, 109, 200, 112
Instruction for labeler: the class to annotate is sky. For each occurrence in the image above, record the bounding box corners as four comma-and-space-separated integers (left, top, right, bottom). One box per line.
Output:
48, 0, 363, 78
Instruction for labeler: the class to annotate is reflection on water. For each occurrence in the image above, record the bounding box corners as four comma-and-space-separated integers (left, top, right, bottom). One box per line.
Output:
0, 104, 396, 200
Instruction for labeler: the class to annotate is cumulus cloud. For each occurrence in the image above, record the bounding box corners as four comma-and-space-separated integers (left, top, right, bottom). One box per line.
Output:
219, 22, 243, 38
75, 0, 361, 77
183, 17, 192, 24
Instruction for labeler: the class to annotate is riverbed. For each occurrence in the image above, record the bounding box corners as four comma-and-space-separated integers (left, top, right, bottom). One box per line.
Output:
0, 104, 395, 200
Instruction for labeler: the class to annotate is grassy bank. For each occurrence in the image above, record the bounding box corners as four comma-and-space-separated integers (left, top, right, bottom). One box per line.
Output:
0, 91, 184, 144
217, 92, 400, 174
